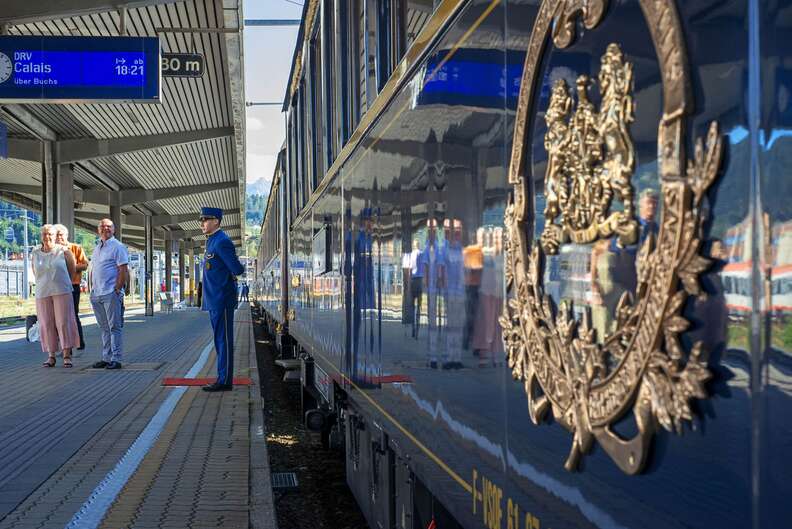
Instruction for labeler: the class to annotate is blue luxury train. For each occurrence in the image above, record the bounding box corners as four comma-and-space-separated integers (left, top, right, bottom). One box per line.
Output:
253, 1, 792, 528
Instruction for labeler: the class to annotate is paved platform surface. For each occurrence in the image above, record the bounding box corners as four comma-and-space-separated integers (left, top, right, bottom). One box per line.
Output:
0, 304, 275, 529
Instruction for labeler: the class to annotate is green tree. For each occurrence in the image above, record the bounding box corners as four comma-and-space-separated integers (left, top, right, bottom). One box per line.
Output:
0, 201, 41, 258
245, 193, 268, 228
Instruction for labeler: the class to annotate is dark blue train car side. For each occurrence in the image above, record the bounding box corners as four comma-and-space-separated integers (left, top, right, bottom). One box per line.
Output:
255, 1, 792, 528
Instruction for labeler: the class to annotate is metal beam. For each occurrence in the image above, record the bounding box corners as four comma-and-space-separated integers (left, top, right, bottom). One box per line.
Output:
1, 105, 57, 141
124, 208, 241, 227
75, 210, 242, 230
7, 138, 41, 162
0, 191, 39, 211
0, 183, 39, 195
56, 127, 234, 164
0, 182, 110, 204
75, 211, 113, 221
0, 181, 235, 206
164, 228, 203, 239
122, 233, 165, 242
244, 19, 301, 26
0, 0, 182, 25
117, 181, 238, 206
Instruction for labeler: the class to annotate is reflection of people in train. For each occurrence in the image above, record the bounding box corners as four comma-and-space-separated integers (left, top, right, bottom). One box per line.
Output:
401, 243, 413, 332
463, 228, 484, 352
472, 227, 505, 366
591, 188, 659, 338
410, 239, 423, 338
636, 188, 659, 246
590, 239, 617, 338
353, 208, 375, 382
443, 219, 465, 369
422, 218, 445, 368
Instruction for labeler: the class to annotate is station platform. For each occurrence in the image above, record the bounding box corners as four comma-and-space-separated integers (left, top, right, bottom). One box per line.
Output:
0, 304, 276, 529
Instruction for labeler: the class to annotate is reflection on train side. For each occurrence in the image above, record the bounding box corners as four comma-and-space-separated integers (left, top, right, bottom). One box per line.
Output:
347, 216, 508, 373
720, 217, 792, 317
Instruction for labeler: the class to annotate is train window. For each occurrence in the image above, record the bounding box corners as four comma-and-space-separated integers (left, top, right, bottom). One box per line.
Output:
342, 0, 362, 141
322, 0, 338, 169
297, 85, 307, 216
286, 112, 296, 224
375, 0, 391, 90
375, 0, 407, 90
309, 31, 324, 194
363, 0, 378, 111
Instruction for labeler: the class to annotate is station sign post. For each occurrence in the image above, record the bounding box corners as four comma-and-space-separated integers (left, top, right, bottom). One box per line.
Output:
0, 36, 161, 103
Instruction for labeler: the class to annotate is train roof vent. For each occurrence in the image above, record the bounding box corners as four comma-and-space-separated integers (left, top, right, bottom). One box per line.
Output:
271, 472, 299, 490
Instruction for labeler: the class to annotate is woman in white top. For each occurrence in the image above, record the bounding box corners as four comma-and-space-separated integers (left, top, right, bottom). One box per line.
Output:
32, 224, 80, 367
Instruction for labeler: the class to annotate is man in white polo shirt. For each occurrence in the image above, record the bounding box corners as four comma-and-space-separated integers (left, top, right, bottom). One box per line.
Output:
90, 218, 129, 370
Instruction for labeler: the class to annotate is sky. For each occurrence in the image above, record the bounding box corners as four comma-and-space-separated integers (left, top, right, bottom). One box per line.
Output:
243, 0, 303, 195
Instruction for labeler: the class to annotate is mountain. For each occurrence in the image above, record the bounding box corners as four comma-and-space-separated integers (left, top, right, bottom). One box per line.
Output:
246, 178, 270, 196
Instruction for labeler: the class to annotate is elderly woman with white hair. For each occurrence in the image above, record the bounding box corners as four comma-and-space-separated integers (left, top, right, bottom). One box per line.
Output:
31, 224, 80, 367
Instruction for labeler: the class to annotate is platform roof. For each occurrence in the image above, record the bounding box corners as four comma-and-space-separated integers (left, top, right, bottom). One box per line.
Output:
0, 0, 246, 249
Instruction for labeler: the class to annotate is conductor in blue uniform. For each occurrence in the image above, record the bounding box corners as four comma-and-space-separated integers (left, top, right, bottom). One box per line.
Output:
198, 207, 245, 392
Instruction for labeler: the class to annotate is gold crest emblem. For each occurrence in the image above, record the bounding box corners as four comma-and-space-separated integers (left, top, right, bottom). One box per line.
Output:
541, 43, 638, 254
501, 0, 723, 474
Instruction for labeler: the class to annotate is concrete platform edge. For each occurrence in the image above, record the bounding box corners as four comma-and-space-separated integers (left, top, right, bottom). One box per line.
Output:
248, 312, 278, 529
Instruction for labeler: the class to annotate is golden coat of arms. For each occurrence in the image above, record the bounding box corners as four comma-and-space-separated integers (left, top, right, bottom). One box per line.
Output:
501, 0, 723, 474
541, 43, 638, 255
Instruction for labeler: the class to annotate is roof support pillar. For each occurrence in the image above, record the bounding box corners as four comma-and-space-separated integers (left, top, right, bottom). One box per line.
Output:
188, 246, 196, 306
194, 247, 202, 307
110, 205, 123, 243
41, 141, 55, 224
56, 163, 75, 237
40, 141, 74, 236
178, 242, 185, 302
144, 215, 154, 317
165, 241, 173, 293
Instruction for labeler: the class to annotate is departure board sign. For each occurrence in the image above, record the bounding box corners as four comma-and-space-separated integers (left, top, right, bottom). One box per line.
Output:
0, 36, 160, 103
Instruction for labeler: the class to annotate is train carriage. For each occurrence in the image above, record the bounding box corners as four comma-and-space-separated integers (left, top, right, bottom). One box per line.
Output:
257, 1, 792, 528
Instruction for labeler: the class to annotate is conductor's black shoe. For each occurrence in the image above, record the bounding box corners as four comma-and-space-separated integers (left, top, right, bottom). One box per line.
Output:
105, 361, 122, 370
92, 360, 109, 369
202, 383, 233, 392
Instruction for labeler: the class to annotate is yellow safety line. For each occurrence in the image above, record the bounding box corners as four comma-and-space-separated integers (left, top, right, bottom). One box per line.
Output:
312, 346, 473, 493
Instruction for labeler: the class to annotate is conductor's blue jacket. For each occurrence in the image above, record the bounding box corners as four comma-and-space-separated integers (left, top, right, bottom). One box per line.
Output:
201, 229, 244, 311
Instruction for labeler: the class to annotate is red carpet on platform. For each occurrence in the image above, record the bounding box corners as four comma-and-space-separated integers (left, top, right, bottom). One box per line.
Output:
161, 377, 253, 386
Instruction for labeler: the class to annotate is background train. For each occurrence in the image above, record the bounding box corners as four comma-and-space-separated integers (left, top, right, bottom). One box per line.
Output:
253, 1, 792, 528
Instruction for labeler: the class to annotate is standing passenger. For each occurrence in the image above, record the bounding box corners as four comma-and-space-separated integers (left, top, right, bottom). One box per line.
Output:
54, 224, 89, 350
199, 207, 245, 392
443, 219, 465, 369
423, 219, 444, 368
32, 225, 80, 367
409, 239, 423, 339
90, 219, 129, 370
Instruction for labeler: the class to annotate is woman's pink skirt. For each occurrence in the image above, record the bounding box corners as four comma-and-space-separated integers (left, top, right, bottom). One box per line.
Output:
36, 293, 80, 354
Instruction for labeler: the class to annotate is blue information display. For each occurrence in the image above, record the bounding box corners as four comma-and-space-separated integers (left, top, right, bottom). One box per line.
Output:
419, 49, 524, 110
0, 36, 160, 103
